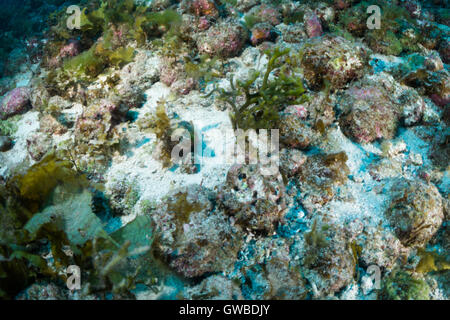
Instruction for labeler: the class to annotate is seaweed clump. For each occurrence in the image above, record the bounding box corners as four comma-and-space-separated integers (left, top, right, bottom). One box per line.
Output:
0, 154, 157, 299
45, 1, 182, 95
379, 270, 430, 300
210, 47, 308, 130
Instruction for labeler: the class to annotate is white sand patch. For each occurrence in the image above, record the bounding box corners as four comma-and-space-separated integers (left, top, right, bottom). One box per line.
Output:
0, 111, 40, 178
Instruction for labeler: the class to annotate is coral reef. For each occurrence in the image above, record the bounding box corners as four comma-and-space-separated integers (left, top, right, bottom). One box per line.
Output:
0, 0, 448, 302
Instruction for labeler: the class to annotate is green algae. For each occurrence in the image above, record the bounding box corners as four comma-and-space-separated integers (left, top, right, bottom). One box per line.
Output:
208, 47, 308, 130
11, 154, 89, 208
0, 152, 156, 298
46, 2, 182, 91
0, 115, 20, 137
379, 270, 430, 300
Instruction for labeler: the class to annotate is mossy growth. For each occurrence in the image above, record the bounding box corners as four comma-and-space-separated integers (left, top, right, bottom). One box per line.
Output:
303, 219, 330, 268
298, 152, 350, 189
184, 54, 225, 87
379, 270, 430, 300
208, 47, 308, 130
0, 115, 21, 137
46, 1, 182, 92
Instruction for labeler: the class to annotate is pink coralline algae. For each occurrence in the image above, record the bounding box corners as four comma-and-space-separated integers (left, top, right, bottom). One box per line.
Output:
285, 104, 308, 120
338, 73, 427, 143
59, 40, 81, 59
0, 87, 31, 120
304, 11, 323, 38
197, 16, 211, 31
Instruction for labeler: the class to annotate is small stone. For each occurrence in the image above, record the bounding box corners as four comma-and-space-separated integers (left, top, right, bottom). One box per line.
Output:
304, 10, 323, 38
0, 136, 13, 152
0, 87, 31, 120
386, 178, 444, 247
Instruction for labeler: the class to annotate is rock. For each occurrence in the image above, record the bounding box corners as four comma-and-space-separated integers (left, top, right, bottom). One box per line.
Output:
152, 185, 243, 278
276, 23, 307, 43
59, 40, 81, 59
16, 281, 68, 300
279, 148, 307, 178
338, 74, 425, 143
438, 37, 450, 64
301, 35, 369, 91
184, 275, 243, 299
279, 111, 319, 149
386, 178, 444, 247
303, 215, 355, 296
0, 87, 31, 120
196, 20, 248, 58
246, 4, 282, 26
239, 238, 308, 299
26, 132, 52, 161
360, 226, 406, 270
219, 164, 287, 233
181, 0, 219, 18
0, 136, 13, 152
250, 23, 276, 46
296, 152, 349, 214
304, 10, 323, 38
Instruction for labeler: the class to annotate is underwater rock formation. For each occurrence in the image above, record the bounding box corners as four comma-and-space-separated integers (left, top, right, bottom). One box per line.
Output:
219, 164, 287, 234
0, 0, 448, 301
386, 178, 444, 247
